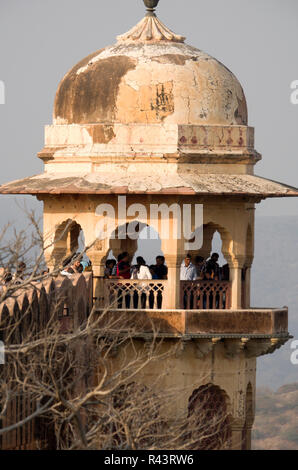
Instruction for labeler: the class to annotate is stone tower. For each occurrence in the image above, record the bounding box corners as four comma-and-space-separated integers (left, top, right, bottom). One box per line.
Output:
1, 0, 298, 449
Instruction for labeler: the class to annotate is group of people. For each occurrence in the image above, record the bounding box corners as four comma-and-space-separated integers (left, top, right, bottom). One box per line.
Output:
180, 253, 230, 309
180, 253, 229, 282
61, 254, 92, 277
104, 253, 168, 281
0, 254, 92, 295
103, 251, 229, 310
104, 253, 168, 309
104, 251, 229, 283
0, 262, 27, 291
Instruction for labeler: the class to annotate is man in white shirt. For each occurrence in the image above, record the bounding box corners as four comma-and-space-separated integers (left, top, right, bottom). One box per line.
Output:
180, 254, 197, 309
180, 254, 197, 281
131, 257, 152, 308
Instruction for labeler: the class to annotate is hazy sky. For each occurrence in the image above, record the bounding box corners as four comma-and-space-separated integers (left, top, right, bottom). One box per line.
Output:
0, 0, 297, 228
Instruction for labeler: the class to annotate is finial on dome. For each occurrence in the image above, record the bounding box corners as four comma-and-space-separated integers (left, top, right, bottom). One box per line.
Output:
117, 0, 185, 43
143, 0, 160, 16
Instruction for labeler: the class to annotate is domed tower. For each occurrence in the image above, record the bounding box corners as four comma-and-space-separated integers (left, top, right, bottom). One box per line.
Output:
1, 0, 298, 449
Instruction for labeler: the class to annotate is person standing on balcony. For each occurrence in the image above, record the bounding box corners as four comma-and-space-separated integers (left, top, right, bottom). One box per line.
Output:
154, 256, 168, 309
154, 256, 168, 280
180, 254, 197, 281
104, 259, 116, 279
131, 257, 152, 280
194, 255, 205, 280
180, 254, 197, 309
149, 265, 158, 280
202, 253, 220, 280
116, 252, 131, 308
116, 252, 131, 279
201, 253, 221, 308
131, 257, 152, 309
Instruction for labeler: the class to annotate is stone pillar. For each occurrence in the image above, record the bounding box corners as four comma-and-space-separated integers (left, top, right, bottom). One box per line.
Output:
164, 256, 183, 309
230, 264, 243, 309
160, 230, 184, 309
244, 267, 251, 308
87, 240, 106, 306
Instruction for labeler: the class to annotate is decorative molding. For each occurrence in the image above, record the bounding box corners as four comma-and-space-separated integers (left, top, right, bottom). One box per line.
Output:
117, 14, 185, 43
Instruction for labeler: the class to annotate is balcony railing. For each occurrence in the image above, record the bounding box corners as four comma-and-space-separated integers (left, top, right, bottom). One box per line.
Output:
103, 279, 168, 310
180, 280, 231, 310
99, 278, 231, 310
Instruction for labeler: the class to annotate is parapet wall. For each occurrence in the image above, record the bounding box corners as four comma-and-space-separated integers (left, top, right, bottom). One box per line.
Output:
0, 273, 93, 331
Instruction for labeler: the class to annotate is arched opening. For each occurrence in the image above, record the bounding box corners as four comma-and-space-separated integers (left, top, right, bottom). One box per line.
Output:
188, 383, 232, 450
180, 223, 232, 309
211, 231, 228, 276
103, 221, 167, 310
52, 219, 87, 269
196, 223, 231, 276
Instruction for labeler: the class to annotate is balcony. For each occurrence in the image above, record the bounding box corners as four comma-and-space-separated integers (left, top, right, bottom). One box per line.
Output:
94, 278, 289, 345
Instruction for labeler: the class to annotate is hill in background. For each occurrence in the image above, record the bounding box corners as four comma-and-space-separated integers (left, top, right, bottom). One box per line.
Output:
253, 383, 298, 450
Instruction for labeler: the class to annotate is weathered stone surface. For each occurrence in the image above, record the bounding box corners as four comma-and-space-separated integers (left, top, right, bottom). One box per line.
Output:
55, 55, 137, 125
0, 172, 297, 197
54, 42, 247, 126
95, 307, 288, 337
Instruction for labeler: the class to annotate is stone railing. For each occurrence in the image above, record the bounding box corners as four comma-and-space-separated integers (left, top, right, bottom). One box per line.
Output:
103, 279, 168, 310
180, 280, 231, 310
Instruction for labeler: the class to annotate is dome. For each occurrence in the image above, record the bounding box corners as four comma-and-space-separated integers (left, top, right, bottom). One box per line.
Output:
54, 12, 247, 127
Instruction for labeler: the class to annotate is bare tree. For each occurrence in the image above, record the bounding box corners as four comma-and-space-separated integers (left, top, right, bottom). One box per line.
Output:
0, 213, 232, 450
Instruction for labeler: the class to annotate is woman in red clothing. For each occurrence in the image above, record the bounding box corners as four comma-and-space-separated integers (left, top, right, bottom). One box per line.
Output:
116, 252, 131, 279
116, 252, 131, 308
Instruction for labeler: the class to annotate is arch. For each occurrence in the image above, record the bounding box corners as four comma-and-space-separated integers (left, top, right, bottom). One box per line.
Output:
52, 219, 83, 268
106, 221, 146, 261
188, 383, 232, 450
191, 222, 233, 266
105, 220, 164, 266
